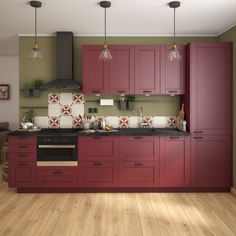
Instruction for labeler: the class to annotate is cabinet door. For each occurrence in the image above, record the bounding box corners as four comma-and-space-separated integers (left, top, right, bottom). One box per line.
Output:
135, 46, 161, 94
189, 42, 232, 135
78, 136, 118, 162
160, 137, 190, 187
80, 162, 118, 187
108, 45, 134, 94
8, 152, 36, 162
9, 136, 36, 145
8, 144, 36, 153
191, 135, 230, 187
9, 162, 36, 188
119, 162, 157, 187
119, 136, 158, 162
82, 45, 108, 94
161, 45, 185, 95
37, 167, 78, 188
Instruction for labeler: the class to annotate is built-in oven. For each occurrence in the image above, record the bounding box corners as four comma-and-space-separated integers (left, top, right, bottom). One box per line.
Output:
37, 135, 78, 166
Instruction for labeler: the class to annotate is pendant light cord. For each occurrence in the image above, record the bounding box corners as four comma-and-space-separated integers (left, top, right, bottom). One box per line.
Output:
104, 7, 107, 46
173, 7, 176, 45
35, 7, 37, 45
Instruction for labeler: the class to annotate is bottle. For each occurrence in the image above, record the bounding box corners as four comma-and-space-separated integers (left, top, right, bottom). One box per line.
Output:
182, 120, 187, 132
101, 117, 106, 129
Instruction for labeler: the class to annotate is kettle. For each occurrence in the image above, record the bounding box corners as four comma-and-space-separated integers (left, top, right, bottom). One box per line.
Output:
21, 122, 34, 130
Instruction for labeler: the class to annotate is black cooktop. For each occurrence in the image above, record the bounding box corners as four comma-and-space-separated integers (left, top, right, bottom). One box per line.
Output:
38, 128, 81, 136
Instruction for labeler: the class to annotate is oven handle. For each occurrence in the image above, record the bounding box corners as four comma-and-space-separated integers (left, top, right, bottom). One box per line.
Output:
38, 145, 76, 149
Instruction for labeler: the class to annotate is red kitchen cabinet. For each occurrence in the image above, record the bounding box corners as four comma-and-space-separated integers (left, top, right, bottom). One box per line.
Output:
82, 45, 107, 94
135, 46, 161, 94
78, 136, 118, 162
80, 162, 118, 187
108, 46, 135, 94
9, 162, 36, 188
191, 135, 231, 187
160, 45, 185, 95
37, 167, 78, 188
8, 144, 36, 153
118, 136, 159, 162
187, 42, 232, 135
82, 45, 134, 94
8, 152, 36, 162
9, 136, 36, 145
119, 162, 158, 187
160, 137, 190, 187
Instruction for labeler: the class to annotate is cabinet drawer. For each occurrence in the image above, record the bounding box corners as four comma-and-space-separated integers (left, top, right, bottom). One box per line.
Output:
80, 162, 118, 187
9, 136, 36, 145
119, 137, 157, 161
8, 152, 36, 162
78, 136, 118, 161
37, 167, 77, 188
119, 162, 158, 187
8, 144, 36, 153
9, 162, 36, 188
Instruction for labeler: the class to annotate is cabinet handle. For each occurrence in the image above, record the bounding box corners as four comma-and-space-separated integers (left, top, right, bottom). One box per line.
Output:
142, 90, 152, 93
18, 145, 27, 148
18, 137, 28, 139
169, 136, 179, 139
93, 136, 102, 139
18, 163, 27, 166
117, 90, 125, 93
18, 154, 28, 157
194, 137, 203, 139
168, 90, 178, 93
92, 90, 101, 93
93, 162, 102, 166
134, 163, 144, 166
133, 136, 143, 139
193, 131, 203, 134
53, 171, 62, 175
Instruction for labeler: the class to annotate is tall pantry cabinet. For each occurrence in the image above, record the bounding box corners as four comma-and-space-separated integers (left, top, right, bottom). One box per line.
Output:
186, 42, 232, 187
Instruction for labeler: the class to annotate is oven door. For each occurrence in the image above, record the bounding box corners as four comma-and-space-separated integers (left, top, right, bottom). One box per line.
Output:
37, 144, 77, 162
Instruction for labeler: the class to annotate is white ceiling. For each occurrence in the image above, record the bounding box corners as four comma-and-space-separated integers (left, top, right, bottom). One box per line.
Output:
0, 0, 236, 40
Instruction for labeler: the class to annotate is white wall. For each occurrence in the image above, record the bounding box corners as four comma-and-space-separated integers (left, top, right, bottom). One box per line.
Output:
0, 55, 19, 130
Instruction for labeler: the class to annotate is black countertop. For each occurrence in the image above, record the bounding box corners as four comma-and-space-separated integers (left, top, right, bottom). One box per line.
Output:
9, 128, 190, 137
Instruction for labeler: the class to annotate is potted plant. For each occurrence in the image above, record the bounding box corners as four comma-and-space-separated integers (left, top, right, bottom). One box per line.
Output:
22, 83, 32, 98
126, 95, 135, 110
119, 97, 126, 110
32, 80, 43, 98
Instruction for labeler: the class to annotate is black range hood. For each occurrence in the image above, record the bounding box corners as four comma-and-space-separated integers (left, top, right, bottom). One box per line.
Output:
42, 32, 82, 90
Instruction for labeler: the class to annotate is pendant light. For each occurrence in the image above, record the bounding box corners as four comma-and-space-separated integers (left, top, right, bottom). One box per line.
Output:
29, 1, 43, 59
168, 1, 181, 61
98, 1, 113, 61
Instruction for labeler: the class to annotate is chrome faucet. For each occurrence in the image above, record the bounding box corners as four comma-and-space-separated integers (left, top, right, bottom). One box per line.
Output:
139, 106, 148, 128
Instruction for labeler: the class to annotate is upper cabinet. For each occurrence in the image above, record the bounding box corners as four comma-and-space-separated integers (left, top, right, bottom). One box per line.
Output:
160, 45, 185, 95
187, 42, 232, 135
82, 44, 185, 95
134, 46, 161, 94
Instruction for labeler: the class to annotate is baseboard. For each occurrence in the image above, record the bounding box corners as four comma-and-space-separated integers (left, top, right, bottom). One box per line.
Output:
231, 187, 236, 197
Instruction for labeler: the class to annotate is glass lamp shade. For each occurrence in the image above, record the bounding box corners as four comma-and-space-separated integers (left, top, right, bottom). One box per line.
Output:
29, 44, 43, 59
168, 44, 181, 61
98, 45, 113, 61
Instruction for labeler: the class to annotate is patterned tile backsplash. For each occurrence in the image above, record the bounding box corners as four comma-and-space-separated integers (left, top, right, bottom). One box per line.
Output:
34, 92, 177, 129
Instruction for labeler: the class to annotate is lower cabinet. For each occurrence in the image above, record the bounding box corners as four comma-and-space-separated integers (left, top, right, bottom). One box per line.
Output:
119, 162, 159, 187
37, 167, 78, 188
160, 137, 190, 187
9, 162, 36, 188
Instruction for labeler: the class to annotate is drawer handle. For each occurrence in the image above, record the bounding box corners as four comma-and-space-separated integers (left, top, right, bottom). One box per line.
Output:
18, 163, 27, 166
93, 162, 102, 166
142, 90, 152, 93
18, 154, 28, 157
134, 163, 144, 166
117, 90, 125, 93
18, 137, 28, 139
168, 90, 178, 93
194, 137, 203, 139
133, 136, 143, 139
93, 136, 102, 139
53, 171, 62, 175
18, 145, 27, 148
193, 131, 203, 134
92, 90, 101, 93
169, 136, 179, 139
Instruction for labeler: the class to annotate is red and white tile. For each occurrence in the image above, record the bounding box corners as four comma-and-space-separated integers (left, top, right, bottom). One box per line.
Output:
118, 116, 130, 128
167, 116, 177, 128
72, 117, 83, 128
72, 93, 84, 104
48, 93, 60, 104
142, 116, 153, 128
48, 116, 60, 128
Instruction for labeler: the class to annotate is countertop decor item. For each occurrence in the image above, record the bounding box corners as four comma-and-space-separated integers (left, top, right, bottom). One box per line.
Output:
0, 84, 9, 100
168, 1, 181, 61
29, 1, 43, 59
32, 79, 43, 98
98, 1, 113, 61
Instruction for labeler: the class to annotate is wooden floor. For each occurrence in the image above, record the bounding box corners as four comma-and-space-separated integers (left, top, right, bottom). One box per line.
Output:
1, 176, 236, 235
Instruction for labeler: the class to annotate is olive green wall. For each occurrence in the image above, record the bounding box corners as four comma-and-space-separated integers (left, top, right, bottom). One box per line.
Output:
19, 36, 216, 118
218, 26, 236, 187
